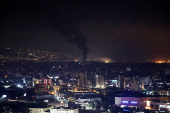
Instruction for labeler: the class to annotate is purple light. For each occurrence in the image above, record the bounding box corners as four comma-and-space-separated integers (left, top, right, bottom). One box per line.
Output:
122, 101, 128, 103
131, 101, 137, 104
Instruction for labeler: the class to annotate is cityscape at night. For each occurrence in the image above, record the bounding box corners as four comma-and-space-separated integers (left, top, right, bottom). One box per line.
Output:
1, 0, 170, 113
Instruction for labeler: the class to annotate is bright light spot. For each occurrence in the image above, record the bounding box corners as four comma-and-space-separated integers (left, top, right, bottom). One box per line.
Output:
4, 85, 10, 88
145, 106, 151, 109
44, 100, 49, 103
120, 105, 127, 108
36, 81, 39, 84
167, 105, 170, 108
146, 101, 151, 106
131, 101, 137, 104
122, 101, 128, 103
155, 61, 165, 63
54, 76, 59, 79
160, 105, 166, 108
17, 84, 23, 88
105, 61, 108, 63
2, 95, 6, 98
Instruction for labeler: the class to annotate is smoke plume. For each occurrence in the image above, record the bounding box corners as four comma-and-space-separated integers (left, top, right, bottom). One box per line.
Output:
58, 21, 89, 62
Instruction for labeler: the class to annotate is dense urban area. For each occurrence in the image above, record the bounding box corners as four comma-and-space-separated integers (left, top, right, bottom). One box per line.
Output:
0, 48, 170, 113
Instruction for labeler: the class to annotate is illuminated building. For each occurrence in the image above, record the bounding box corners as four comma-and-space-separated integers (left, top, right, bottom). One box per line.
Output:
118, 75, 124, 90
32, 78, 36, 87
29, 106, 54, 113
123, 77, 130, 90
123, 76, 146, 91
108, 80, 118, 87
43, 79, 51, 85
58, 80, 63, 85
78, 72, 87, 88
115, 97, 170, 111
50, 108, 79, 113
130, 80, 137, 91
87, 80, 92, 87
100, 75, 104, 88
32, 78, 52, 86
95, 75, 99, 87
22, 78, 26, 83
95, 75, 104, 88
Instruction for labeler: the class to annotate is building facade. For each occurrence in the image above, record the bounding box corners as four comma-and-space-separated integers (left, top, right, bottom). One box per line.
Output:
50, 108, 79, 113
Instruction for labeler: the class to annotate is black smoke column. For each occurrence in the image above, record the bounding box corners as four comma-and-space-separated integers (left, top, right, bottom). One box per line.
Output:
68, 34, 88, 62
58, 21, 89, 62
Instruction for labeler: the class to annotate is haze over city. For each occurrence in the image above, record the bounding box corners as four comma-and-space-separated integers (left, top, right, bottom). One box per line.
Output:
1, 0, 170, 61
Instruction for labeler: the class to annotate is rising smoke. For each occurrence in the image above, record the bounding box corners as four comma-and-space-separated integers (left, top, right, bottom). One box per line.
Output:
58, 21, 89, 62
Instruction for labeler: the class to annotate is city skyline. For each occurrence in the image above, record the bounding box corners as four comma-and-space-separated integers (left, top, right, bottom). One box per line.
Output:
1, 47, 170, 63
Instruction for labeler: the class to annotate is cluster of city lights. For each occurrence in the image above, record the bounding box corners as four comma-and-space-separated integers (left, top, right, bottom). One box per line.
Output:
122, 101, 137, 104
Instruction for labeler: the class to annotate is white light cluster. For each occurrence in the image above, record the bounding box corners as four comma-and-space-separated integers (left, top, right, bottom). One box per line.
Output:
122, 101, 128, 103
2, 95, 6, 98
131, 101, 137, 104
160, 105, 165, 108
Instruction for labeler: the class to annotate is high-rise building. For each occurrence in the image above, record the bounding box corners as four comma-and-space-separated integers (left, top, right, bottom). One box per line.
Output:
123, 77, 131, 90
87, 80, 92, 88
95, 75, 104, 88
96, 75, 99, 88
118, 75, 124, 90
131, 80, 137, 91
78, 72, 87, 88
32, 78, 35, 87
100, 75, 104, 88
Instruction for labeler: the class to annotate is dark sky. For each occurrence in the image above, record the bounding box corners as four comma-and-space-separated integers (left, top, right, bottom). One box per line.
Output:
0, 0, 170, 61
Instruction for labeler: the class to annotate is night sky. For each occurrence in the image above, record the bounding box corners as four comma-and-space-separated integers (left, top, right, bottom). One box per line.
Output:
0, 0, 170, 61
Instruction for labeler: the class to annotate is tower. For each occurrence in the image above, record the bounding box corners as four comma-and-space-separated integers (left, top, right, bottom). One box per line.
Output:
32, 78, 35, 87
78, 72, 87, 88
100, 75, 104, 88
118, 75, 124, 90
95, 75, 104, 88
96, 75, 99, 88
